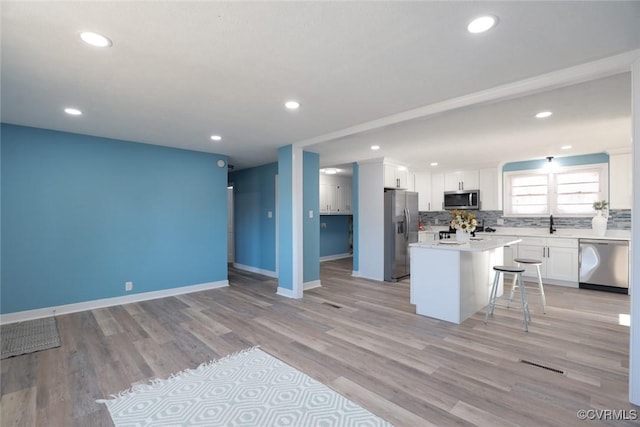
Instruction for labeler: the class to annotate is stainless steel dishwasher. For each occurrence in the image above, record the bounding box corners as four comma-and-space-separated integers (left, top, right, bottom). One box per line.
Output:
579, 239, 629, 294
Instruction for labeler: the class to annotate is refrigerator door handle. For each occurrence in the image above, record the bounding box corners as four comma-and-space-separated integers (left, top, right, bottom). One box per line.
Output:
404, 208, 410, 240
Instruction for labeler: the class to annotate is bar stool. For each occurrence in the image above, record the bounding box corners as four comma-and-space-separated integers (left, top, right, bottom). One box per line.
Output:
485, 265, 531, 331
509, 258, 546, 314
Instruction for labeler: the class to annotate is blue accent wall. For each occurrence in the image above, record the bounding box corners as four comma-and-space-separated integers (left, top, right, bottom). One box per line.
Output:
352, 162, 359, 271
1, 124, 228, 314
320, 215, 351, 257
303, 152, 320, 283
503, 153, 609, 171
229, 163, 277, 273
277, 146, 293, 291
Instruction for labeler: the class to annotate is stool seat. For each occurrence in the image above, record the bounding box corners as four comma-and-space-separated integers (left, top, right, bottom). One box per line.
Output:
514, 258, 542, 265
493, 265, 525, 273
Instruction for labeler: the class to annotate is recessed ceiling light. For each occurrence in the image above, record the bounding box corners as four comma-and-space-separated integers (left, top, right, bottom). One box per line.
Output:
430, 162, 439, 167
536, 111, 553, 119
325, 168, 339, 175
284, 101, 300, 110
370, 145, 380, 151
467, 15, 497, 34
561, 145, 572, 150
80, 31, 112, 47
210, 135, 222, 141
64, 107, 82, 116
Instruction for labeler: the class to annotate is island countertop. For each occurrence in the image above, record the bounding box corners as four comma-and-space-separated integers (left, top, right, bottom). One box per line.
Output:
409, 237, 522, 252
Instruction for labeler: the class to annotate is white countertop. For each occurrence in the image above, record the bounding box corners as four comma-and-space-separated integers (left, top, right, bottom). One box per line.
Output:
410, 237, 522, 252
423, 226, 631, 241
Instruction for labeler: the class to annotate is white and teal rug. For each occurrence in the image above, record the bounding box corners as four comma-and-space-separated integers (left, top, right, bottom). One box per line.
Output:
98, 347, 392, 426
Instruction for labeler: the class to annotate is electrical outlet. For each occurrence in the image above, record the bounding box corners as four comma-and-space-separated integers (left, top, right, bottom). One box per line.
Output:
497, 218, 504, 225
125, 281, 133, 291
435, 218, 439, 225
267, 211, 272, 218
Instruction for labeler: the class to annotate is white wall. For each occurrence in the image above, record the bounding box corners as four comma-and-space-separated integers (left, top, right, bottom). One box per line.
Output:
356, 161, 384, 280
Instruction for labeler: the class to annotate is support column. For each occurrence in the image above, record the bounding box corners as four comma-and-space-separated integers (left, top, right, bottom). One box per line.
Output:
277, 145, 304, 298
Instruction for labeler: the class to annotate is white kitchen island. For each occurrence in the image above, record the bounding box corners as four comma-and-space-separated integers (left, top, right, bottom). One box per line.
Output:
409, 237, 522, 324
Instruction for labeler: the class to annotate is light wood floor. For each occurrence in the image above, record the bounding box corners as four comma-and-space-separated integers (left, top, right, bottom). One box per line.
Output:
1, 258, 637, 426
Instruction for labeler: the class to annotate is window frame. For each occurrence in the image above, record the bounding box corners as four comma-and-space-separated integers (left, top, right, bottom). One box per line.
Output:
503, 163, 609, 217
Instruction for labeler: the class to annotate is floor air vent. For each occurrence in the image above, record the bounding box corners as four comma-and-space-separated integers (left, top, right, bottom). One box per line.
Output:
322, 302, 342, 309
519, 359, 565, 375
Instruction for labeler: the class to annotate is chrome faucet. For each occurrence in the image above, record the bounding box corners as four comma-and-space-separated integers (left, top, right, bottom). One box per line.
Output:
549, 215, 556, 234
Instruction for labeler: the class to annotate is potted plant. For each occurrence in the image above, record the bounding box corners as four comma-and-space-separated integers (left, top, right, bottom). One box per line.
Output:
450, 210, 477, 242
591, 199, 608, 236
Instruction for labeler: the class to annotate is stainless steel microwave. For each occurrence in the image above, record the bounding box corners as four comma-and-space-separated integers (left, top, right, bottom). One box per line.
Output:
444, 190, 480, 210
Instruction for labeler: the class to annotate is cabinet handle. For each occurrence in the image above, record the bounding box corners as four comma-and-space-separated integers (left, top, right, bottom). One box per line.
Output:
428, 202, 431, 211
547, 247, 550, 258
542, 247, 545, 258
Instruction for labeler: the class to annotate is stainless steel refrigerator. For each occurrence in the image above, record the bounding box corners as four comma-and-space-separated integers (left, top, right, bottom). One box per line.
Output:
384, 190, 419, 282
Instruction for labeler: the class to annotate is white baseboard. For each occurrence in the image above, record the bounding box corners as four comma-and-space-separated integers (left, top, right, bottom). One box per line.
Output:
233, 263, 277, 278
320, 253, 352, 262
277, 287, 300, 299
352, 270, 360, 277
304, 280, 322, 290
0, 280, 229, 325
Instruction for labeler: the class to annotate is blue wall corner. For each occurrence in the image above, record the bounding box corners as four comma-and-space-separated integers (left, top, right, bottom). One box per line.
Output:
320, 215, 352, 257
303, 151, 320, 283
229, 163, 278, 272
1, 124, 229, 314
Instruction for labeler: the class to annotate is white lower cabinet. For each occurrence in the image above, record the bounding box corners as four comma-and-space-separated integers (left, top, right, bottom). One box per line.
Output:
516, 237, 578, 283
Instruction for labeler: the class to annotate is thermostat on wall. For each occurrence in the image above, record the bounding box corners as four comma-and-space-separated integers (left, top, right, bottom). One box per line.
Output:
217, 159, 226, 168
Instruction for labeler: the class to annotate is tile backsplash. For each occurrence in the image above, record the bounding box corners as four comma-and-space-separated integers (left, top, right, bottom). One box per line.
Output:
419, 210, 631, 231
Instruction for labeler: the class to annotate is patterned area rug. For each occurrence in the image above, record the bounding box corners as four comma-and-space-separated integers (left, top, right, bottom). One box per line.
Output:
99, 347, 392, 426
1, 317, 61, 359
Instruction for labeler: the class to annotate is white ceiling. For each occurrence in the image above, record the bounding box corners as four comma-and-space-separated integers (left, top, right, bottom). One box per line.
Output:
1, 2, 639, 171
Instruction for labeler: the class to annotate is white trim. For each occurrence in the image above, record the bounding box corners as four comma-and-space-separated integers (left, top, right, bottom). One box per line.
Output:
352, 270, 360, 277
232, 263, 277, 278
629, 55, 640, 405
304, 280, 322, 290
0, 280, 229, 325
276, 286, 297, 299
320, 253, 352, 262
295, 50, 640, 149
292, 146, 304, 298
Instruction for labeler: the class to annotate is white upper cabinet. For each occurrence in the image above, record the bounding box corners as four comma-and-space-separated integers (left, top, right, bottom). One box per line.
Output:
319, 174, 352, 214
444, 170, 479, 191
609, 152, 632, 209
414, 172, 432, 211
384, 162, 409, 189
479, 167, 498, 211
430, 172, 445, 211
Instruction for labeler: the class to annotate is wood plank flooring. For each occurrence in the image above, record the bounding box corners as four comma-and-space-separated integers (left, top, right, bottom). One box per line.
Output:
1, 258, 637, 426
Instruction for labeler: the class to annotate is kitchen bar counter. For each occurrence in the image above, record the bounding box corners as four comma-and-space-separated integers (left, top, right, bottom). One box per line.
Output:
423, 226, 631, 241
409, 237, 521, 324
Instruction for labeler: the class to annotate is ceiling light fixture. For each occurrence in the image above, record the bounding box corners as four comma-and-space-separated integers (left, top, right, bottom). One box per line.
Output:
561, 145, 572, 150
324, 168, 339, 175
430, 162, 438, 167
64, 107, 82, 116
536, 111, 553, 119
210, 135, 222, 141
370, 145, 380, 151
284, 100, 300, 110
467, 15, 497, 33
80, 31, 112, 47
